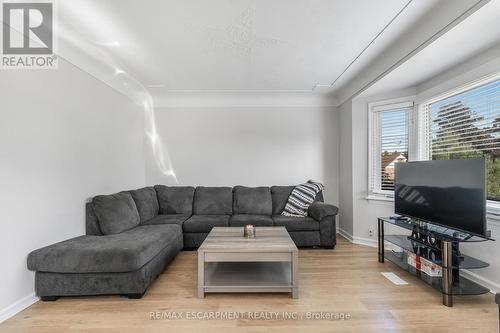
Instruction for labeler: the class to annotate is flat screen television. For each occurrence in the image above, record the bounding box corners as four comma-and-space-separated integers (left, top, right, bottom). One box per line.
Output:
394, 158, 487, 237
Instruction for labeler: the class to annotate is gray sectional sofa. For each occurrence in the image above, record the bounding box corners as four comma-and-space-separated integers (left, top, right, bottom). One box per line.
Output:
27, 185, 339, 301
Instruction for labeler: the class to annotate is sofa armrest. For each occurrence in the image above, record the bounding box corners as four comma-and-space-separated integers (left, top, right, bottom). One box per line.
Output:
308, 202, 339, 221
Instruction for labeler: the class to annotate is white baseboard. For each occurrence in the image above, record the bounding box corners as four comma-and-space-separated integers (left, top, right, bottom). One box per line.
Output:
461, 269, 500, 294
352, 235, 377, 248
0, 293, 39, 323
337, 228, 377, 248
337, 228, 353, 242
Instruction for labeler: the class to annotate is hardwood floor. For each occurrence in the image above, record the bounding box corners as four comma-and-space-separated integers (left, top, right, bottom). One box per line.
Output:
1, 236, 497, 332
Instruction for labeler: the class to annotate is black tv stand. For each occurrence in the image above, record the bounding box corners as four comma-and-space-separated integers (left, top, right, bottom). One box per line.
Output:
378, 217, 494, 307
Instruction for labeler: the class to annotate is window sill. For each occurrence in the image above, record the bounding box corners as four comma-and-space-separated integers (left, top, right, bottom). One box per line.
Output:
365, 194, 394, 202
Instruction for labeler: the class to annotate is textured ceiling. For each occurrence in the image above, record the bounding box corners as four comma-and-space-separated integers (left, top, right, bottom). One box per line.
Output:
57, 0, 440, 96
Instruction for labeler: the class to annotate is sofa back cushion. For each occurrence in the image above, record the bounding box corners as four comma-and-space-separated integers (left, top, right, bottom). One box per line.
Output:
271, 185, 324, 215
92, 192, 140, 235
129, 187, 159, 222
271, 186, 294, 215
193, 187, 232, 215
86, 202, 102, 235
233, 186, 272, 215
155, 185, 195, 214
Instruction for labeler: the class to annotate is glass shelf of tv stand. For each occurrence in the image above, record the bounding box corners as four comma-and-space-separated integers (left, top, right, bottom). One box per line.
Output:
384, 234, 489, 269
379, 217, 494, 243
384, 250, 489, 296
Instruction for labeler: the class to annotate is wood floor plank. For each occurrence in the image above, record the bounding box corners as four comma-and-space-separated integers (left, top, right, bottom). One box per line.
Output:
0, 237, 497, 332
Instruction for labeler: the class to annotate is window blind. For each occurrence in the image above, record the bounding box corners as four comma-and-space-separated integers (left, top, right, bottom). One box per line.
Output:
369, 103, 412, 194
421, 78, 500, 201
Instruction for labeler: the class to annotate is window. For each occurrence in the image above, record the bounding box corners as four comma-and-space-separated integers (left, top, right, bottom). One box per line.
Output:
367, 75, 500, 209
368, 100, 413, 196
420, 77, 500, 202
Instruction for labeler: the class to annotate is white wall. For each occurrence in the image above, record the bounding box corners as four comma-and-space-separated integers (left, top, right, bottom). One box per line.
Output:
338, 102, 353, 235
146, 106, 340, 205
0, 59, 146, 321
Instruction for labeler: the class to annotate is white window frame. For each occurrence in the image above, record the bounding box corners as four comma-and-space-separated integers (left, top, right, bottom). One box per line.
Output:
367, 97, 415, 199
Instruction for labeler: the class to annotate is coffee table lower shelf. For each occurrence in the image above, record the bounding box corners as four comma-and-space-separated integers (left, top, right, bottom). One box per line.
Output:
199, 262, 296, 297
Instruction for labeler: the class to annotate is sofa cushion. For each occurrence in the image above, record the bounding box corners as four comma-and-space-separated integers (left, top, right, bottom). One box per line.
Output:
92, 192, 140, 235
271, 185, 324, 215
230, 214, 273, 227
142, 214, 190, 226
183, 215, 229, 233
271, 186, 295, 215
129, 187, 159, 222
193, 187, 232, 215
27, 224, 182, 273
233, 186, 272, 215
272, 215, 319, 232
154, 185, 195, 214
183, 232, 209, 249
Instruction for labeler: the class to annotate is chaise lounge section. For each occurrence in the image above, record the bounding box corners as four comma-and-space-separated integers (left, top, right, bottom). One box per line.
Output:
27, 185, 338, 300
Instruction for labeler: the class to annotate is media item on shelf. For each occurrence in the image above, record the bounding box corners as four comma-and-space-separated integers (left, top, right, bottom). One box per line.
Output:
405, 250, 442, 277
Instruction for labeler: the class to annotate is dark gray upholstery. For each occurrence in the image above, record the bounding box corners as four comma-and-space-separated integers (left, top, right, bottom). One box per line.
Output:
233, 186, 272, 215
271, 186, 295, 215
289, 231, 321, 247
29, 184, 338, 300
183, 215, 230, 233
85, 202, 102, 235
229, 214, 273, 227
319, 215, 336, 248
155, 185, 195, 214
193, 187, 233, 215
27, 224, 182, 273
34, 238, 181, 297
183, 232, 208, 248
496, 293, 499, 304
272, 215, 319, 232
308, 201, 339, 221
92, 192, 140, 235
129, 187, 159, 222
142, 214, 190, 226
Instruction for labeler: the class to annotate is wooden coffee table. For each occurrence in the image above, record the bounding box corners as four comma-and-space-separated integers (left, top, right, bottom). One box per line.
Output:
197, 226, 299, 298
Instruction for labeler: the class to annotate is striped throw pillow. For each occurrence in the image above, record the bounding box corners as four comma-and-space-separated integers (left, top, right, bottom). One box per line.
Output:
282, 180, 324, 217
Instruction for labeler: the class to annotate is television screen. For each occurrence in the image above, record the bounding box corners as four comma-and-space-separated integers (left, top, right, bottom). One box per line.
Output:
395, 158, 486, 237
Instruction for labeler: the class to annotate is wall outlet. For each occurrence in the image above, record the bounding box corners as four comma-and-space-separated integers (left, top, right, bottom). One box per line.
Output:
368, 229, 374, 237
